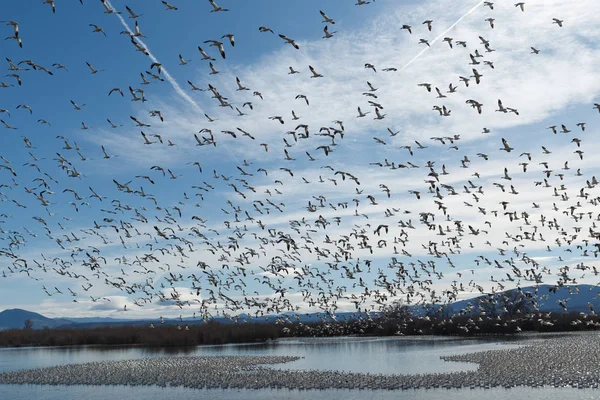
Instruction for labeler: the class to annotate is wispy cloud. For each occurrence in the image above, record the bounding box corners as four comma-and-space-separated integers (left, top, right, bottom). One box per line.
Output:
3, 0, 600, 318
104, 0, 202, 113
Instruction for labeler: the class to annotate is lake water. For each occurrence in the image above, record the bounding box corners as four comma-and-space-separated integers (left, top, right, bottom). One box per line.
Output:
0, 335, 598, 400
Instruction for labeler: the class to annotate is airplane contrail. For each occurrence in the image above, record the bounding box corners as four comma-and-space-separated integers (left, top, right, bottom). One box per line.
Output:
105, 1, 243, 164
105, 0, 201, 111
400, 0, 485, 72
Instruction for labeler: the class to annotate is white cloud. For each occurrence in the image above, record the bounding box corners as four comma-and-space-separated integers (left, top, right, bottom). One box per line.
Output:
3, 0, 600, 319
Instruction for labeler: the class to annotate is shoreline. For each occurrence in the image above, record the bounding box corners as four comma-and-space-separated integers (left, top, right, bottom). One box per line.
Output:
0, 332, 598, 390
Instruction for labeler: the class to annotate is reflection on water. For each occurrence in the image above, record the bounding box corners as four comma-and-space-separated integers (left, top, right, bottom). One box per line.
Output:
1, 335, 584, 400
1, 384, 600, 400
0, 336, 522, 375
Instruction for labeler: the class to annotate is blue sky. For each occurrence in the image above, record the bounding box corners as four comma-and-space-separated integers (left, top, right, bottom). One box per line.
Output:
1, 0, 600, 320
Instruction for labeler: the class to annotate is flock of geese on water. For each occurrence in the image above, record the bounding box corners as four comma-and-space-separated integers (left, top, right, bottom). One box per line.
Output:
0, 0, 599, 333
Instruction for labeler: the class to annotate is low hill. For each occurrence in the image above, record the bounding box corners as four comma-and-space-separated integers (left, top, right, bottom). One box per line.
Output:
3, 285, 600, 331
0, 309, 72, 331
413, 284, 600, 317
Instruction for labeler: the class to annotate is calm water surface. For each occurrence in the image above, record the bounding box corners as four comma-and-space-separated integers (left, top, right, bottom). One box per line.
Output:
0, 335, 597, 400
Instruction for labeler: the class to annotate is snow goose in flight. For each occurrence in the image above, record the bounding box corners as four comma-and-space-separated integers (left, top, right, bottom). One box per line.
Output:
471, 68, 483, 84
514, 2, 525, 11
356, 0, 371, 5
418, 83, 432, 92
16, 104, 32, 114
357, 107, 369, 118
288, 66, 299, 74
418, 38, 430, 47
531, 47, 540, 54
222, 33, 235, 46
130, 116, 151, 127
106, 119, 121, 128
146, 70, 163, 81
197, 46, 215, 60
132, 21, 146, 37
131, 37, 149, 55
139, 73, 151, 85
85, 61, 103, 74
162, 1, 178, 11
295, 94, 309, 105
125, 5, 142, 19
484, 1, 494, 9
6, 73, 21, 85
235, 77, 249, 90
485, 18, 495, 29
269, 116, 284, 124
500, 138, 514, 152
259, 26, 274, 33
374, 108, 386, 120
496, 99, 507, 113
465, 99, 482, 113
320, 10, 335, 24
149, 110, 164, 122
322, 26, 337, 39
364, 63, 376, 72
208, 62, 219, 75
401, 25, 412, 34
100, 146, 112, 160
100, 0, 121, 14
279, 34, 299, 49
6, 58, 25, 71
209, 0, 229, 12
309, 65, 323, 78
552, 18, 563, 27
89, 24, 106, 36
178, 54, 190, 65
423, 20, 433, 31
70, 100, 85, 110
150, 62, 162, 74
43, 0, 56, 14
204, 39, 226, 58
1, 119, 16, 129
108, 88, 123, 97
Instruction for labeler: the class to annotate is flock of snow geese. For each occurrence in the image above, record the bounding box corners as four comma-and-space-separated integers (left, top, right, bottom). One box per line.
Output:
0, 0, 599, 330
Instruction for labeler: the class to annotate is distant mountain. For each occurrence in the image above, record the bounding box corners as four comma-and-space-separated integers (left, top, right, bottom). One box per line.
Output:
415, 284, 600, 317
0, 309, 72, 331
3, 285, 599, 331
65, 317, 139, 324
